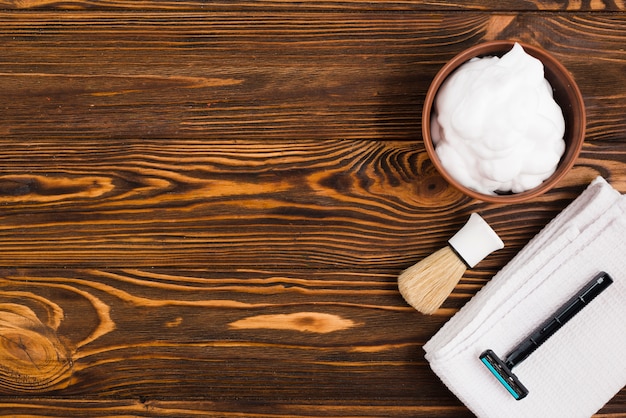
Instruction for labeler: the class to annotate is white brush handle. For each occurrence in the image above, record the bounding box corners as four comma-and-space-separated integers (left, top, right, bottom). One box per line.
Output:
448, 213, 504, 268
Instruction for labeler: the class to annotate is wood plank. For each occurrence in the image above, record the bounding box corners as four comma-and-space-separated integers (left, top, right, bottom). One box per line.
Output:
2, 396, 622, 416
0, 0, 623, 12
0, 13, 625, 141
0, 139, 622, 268
0, 267, 447, 397
0, 399, 473, 417
0, 266, 624, 414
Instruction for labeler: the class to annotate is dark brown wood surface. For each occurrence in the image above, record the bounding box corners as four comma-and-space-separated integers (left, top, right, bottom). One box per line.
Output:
0, 1, 625, 416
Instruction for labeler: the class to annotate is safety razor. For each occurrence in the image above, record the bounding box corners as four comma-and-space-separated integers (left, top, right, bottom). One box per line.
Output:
480, 271, 613, 400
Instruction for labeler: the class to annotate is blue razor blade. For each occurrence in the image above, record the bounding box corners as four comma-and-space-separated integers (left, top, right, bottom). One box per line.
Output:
480, 350, 528, 400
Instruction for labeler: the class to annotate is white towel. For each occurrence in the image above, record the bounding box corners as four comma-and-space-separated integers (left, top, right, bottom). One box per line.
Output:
423, 176, 626, 418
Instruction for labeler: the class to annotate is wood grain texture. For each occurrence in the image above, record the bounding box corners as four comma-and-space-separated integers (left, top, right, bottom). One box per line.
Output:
0, 13, 625, 143
0, 0, 624, 11
0, 5, 625, 417
0, 139, 620, 269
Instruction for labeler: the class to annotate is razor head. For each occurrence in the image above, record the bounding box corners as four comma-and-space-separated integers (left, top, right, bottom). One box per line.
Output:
480, 349, 529, 400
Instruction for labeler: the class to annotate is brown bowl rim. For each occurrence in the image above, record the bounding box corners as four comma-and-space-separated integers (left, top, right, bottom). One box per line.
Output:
422, 40, 586, 204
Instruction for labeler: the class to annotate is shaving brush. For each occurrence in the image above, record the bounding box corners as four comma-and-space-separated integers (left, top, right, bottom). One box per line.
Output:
398, 213, 504, 314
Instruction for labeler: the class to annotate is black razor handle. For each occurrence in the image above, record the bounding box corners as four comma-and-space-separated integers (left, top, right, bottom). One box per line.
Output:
505, 271, 613, 368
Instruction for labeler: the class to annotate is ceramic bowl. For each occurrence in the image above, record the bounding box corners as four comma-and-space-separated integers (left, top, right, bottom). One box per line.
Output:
422, 40, 585, 204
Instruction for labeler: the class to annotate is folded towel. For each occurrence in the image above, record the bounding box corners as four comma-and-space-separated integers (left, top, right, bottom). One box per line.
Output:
423, 177, 626, 418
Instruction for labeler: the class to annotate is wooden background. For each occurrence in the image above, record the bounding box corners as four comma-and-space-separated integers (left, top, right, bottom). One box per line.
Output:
0, 1, 625, 416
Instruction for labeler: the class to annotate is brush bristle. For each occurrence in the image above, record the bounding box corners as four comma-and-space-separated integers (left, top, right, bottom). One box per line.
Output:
397, 246, 467, 314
